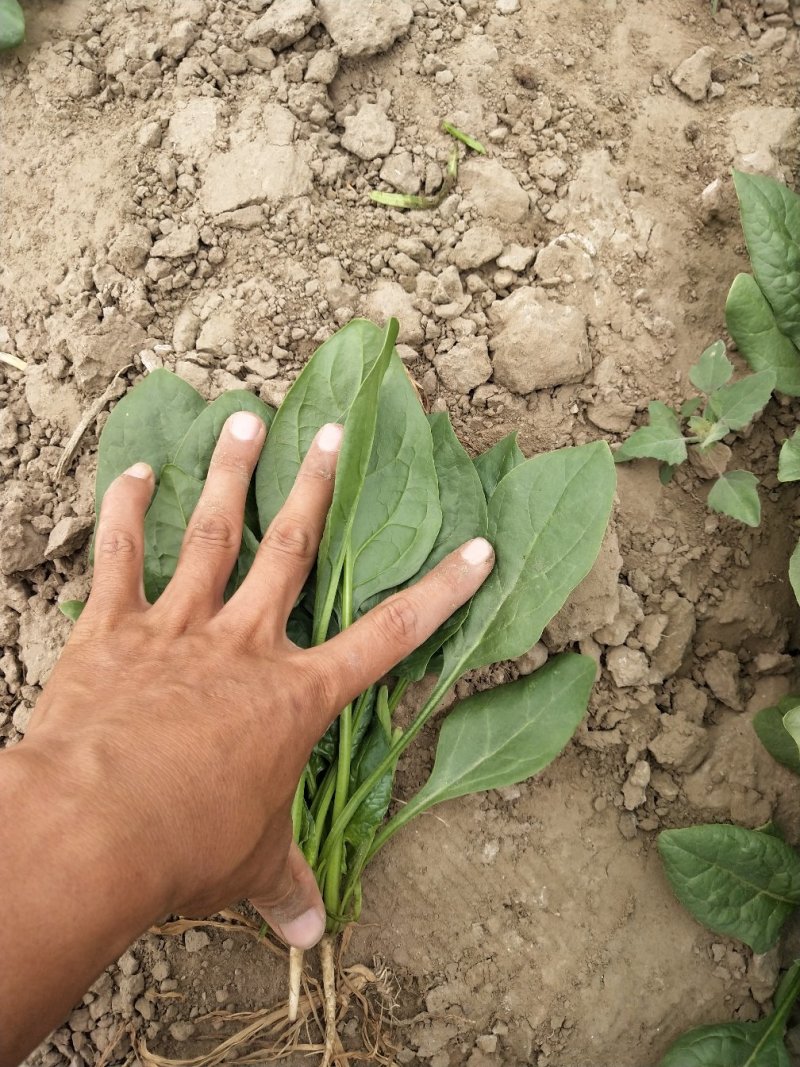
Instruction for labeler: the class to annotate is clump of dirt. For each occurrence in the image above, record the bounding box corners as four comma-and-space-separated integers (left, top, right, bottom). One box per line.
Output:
2, 0, 800, 1064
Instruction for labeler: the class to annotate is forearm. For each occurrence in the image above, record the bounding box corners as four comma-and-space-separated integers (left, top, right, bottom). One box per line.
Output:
0, 740, 169, 1067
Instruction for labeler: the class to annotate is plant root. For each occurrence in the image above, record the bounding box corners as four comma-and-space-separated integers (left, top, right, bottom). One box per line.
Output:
288, 946, 303, 1023
320, 935, 339, 1067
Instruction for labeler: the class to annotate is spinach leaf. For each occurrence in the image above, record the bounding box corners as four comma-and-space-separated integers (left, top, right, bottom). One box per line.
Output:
173, 390, 274, 480
349, 357, 442, 614
396, 414, 488, 681
58, 600, 86, 622
707, 370, 776, 430
778, 432, 800, 483
344, 719, 393, 848
255, 319, 389, 534
0, 0, 25, 50
689, 340, 733, 394
614, 402, 687, 465
707, 471, 761, 527
441, 441, 616, 675
473, 432, 525, 498
143, 464, 204, 602
754, 697, 800, 775
658, 824, 800, 952
95, 370, 206, 514
733, 170, 800, 349
726, 273, 800, 397
783, 704, 800, 757
791, 540, 800, 607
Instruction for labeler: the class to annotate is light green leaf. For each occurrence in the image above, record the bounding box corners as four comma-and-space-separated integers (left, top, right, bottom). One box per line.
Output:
657, 825, 800, 952
681, 397, 704, 418
396, 414, 488, 682
778, 431, 800, 482
614, 402, 687, 465
783, 705, 800, 758
754, 697, 800, 775
659, 961, 800, 1067
173, 390, 274, 480
441, 442, 616, 675
0, 0, 25, 50
58, 600, 85, 622
733, 171, 800, 349
708, 370, 776, 430
699, 422, 730, 449
790, 540, 800, 606
689, 340, 733, 394
350, 356, 442, 614
256, 319, 390, 533
726, 274, 800, 397
95, 370, 206, 516
473, 432, 526, 498
313, 321, 398, 636
707, 470, 761, 527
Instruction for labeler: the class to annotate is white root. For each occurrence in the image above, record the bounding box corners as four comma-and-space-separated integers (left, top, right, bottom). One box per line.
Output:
320, 934, 338, 1067
288, 946, 304, 1023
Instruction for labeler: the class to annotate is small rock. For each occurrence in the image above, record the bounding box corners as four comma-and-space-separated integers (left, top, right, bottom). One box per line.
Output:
196, 312, 236, 355
622, 760, 651, 810
496, 0, 520, 11
316, 0, 413, 58
108, 225, 153, 274
688, 443, 731, 480
648, 715, 710, 772
489, 289, 590, 393
516, 642, 548, 676
184, 929, 210, 953
379, 150, 420, 195
672, 679, 708, 723
164, 19, 199, 60
244, 0, 318, 50
305, 49, 339, 84
651, 593, 695, 679
700, 177, 724, 220
704, 650, 744, 711
137, 121, 163, 149
433, 338, 492, 393
452, 226, 503, 270
169, 1021, 196, 1042
459, 158, 530, 223
118, 951, 140, 977
606, 646, 650, 688
671, 46, 716, 102
363, 281, 423, 345
341, 103, 396, 160
151, 961, 171, 982
44, 517, 93, 560
594, 585, 644, 647
497, 243, 536, 272
151, 224, 200, 259
173, 307, 201, 352
650, 769, 679, 800
319, 256, 359, 308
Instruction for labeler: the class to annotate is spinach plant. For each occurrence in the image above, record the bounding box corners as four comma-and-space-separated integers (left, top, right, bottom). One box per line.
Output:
81, 318, 616, 1048
0, 0, 24, 50
613, 339, 774, 526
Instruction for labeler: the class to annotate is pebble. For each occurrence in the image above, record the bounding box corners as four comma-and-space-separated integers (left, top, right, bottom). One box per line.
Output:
184, 929, 211, 953
341, 103, 396, 160
671, 46, 715, 102
316, 0, 413, 58
169, 1021, 196, 1042
433, 337, 492, 393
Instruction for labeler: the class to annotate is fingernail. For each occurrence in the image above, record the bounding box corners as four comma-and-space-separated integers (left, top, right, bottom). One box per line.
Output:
228, 411, 263, 442
462, 537, 493, 566
316, 423, 344, 453
280, 907, 325, 950
125, 462, 152, 480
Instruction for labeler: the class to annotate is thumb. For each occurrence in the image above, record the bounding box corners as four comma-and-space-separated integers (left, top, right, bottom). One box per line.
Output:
250, 839, 326, 950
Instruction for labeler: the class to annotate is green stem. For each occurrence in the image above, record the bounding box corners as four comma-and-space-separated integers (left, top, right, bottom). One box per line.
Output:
771, 962, 800, 1033
387, 677, 409, 715
323, 546, 355, 921
290, 768, 306, 840
317, 666, 459, 869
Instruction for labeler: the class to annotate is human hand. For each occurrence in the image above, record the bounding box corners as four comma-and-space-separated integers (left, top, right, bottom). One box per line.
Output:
22, 411, 494, 950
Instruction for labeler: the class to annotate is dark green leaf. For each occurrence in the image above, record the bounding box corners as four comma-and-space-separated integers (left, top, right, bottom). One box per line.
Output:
143, 464, 204, 602
707, 470, 761, 527
344, 720, 394, 848
614, 402, 687, 465
350, 356, 442, 613
681, 397, 704, 418
396, 414, 488, 681
778, 432, 800, 483
173, 390, 274, 481
441, 442, 616, 675
733, 170, 800, 349
58, 600, 85, 622
659, 463, 677, 486
406, 654, 594, 812
256, 319, 390, 533
473, 432, 526, 498
657, 825, 800, 952
708, 370, 775, 430
726, 273, 800, 397
689, 340, 733, 394
0, 0, 25, 50
95, 370, 206, 517
754, 697, 800, 775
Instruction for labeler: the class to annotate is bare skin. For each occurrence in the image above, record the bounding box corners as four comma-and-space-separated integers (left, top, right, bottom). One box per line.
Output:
0, 411, 494, 1067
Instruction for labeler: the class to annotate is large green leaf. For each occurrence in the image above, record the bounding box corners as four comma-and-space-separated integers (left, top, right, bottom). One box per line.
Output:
614, 402, 687, 466
733, 171, 800, 349
707, 370, 775, 430
396, 414, 488, 682
349, 357, 442, 614
658, 825, 800, 952
173, 391, 274, 480
689, 340, 733, 394
659, 961, 800, 1067
0, 0, 25, 50
441, 442, 616, 675
473, 432, 526, 498
143, 464, 204, 602
726, 274, 800, 397
255, 319, 389, 533
707, 470, 761, 527
313, 322, 398, 637
95, 370, 206, 514
778, 431, 800, 482
754, 697, 800, 775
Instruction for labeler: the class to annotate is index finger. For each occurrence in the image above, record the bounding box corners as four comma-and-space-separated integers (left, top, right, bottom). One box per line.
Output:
303, 538, 494, 712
